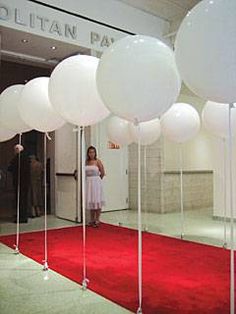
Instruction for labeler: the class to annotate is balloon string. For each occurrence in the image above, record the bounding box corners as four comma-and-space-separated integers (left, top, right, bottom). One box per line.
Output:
81, 126, 89, 289
46, 132, 52, 141
179, 144, 184, 239
229, 104, 234, 314
144, 145, 148, 231
14, 133, 22, 254
43, 133, 48, 270
223, 139, 227, 247
75, 127, 80, 222
137, 124, 143, 314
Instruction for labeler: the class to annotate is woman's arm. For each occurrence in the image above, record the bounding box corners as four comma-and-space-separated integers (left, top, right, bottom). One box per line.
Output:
97, 160, 105, 179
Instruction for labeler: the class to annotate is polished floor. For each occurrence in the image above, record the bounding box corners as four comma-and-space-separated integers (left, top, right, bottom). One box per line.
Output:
102, 207, 234, 248
0, 208, 233, 314
0, 243, 132, 314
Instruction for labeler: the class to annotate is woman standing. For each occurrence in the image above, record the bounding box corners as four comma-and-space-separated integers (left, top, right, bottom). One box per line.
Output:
86, 146, 105, 227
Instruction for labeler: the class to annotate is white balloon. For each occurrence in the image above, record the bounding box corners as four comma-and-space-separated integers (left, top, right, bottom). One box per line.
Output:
107, 116, 133, 146
49, 55, 110, 126
96, 35, 181, 123
19, 77, 65, 133
161, 103, 201, 143
0, 85, 31, 133
175, 0, 236, 103
0, 127, 16, 142
129, 118, 161, 146
202, 101, 236, 139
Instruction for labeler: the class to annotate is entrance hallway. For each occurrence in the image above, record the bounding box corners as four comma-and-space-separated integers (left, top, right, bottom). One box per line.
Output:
0, 207, 233, 314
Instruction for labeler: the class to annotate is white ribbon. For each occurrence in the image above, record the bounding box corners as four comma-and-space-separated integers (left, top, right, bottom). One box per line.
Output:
14, 133, 22, 254
46, 132, 52, 141
81, 126, 89, 289
179, 144, 184, 239
137, 124, 143, 314
223, 139, 227, 248
228, 104, 234, 314
143, 145, 148, 232
43, 133, 50, 271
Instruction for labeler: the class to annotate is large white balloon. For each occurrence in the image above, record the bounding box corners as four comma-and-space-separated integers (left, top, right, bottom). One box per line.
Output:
129, 118, 161, 146
175, 0, 236, 103
19, 77, 65, 133
96, 35, 181, 123
202, 101, 236, 138
107, 116, 133, 146
49, 55, 110, 126
161, 103, 200, 143
0, 85, 31, 133
0, 127, 16, 142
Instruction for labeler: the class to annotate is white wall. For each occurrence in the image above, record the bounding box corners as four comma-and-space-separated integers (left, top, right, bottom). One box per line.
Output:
212, 136, 236, 219
90, 119, 129, 211
162, 88, 236, 219
162, 92, 214, 171
55, 123, 79, 221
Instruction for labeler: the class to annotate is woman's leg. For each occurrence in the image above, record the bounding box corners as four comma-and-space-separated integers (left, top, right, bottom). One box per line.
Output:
95, 209, 101, 225
90, 210, 96, 224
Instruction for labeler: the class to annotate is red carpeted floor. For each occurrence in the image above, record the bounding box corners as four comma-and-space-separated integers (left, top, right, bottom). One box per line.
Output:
0, 223, 231, 313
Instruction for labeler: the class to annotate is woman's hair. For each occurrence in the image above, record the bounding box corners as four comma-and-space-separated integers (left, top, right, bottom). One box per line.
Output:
86, 146, 97, 161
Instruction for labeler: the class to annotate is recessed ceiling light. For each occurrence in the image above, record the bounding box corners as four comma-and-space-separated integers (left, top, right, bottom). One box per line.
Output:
50, 46, 57, 50
21, 39, 28, 43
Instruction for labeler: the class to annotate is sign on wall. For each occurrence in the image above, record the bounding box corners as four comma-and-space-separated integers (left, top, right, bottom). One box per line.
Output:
0, 0, 125, 51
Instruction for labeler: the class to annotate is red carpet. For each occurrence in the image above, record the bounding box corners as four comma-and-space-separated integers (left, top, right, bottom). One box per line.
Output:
0, 224, 230, 313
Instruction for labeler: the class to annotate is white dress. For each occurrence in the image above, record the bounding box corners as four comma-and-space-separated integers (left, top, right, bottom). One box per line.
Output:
85, 164, 105, 210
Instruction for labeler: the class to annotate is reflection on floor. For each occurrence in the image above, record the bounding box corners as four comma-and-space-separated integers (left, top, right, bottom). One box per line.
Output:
102, 207, 234, 248
1, 207, 232, 248
0, 208, 233, 314
0, 214, 77, 236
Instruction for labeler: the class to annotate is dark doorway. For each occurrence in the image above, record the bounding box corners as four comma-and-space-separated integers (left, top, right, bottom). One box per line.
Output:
0, 60, 53, 221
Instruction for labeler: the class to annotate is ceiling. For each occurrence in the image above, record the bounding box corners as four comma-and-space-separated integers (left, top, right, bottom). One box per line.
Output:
116, 0, 201, 23
0, 1, 201, 68
0, 26, 90, 68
